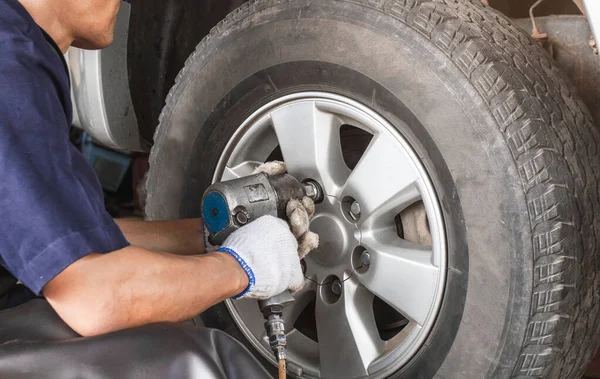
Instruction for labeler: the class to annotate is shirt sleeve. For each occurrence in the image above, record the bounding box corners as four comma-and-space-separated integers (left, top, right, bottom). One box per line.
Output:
0, 34, 129, 294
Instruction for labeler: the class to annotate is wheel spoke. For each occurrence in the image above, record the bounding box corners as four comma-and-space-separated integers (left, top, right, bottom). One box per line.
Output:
286, 329, 319, 365
342, 133, 421, 230
359, 228, 440, 326
282, 279, 316, 331
270, 101, 351, 195
222, 160, 263, 180
315, 276, 382, 378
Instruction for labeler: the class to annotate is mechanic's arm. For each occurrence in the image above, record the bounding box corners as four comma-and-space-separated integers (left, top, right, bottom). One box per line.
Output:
115, 218, 205, 255
43, 216, 303, 338
43, 247, 247, 337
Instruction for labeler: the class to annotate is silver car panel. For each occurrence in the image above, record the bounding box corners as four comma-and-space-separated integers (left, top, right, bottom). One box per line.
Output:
584, 0, 600, 53
67, 2, 144, 152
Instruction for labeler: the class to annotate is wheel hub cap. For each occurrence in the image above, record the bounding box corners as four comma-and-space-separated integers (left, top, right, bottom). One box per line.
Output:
310, 214, 347, 266
307, 195, 359, 276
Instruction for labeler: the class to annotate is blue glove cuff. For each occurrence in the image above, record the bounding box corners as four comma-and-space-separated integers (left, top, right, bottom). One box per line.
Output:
217, 247, 255, 299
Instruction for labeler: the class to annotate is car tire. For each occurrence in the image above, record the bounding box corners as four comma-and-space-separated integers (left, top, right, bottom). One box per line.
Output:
145, 0, 600, 378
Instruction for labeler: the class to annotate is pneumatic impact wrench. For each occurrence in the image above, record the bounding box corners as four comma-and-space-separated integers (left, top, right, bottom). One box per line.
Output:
201, 172, 323, 377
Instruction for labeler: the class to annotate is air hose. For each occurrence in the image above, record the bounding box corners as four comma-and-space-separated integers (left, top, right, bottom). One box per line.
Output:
264, 312, 288, 379
278, 359, 287, 379
258, 292, 295, 379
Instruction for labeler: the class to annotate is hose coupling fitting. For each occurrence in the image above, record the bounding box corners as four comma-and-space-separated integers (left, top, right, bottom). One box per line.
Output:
265, 314, 287, 361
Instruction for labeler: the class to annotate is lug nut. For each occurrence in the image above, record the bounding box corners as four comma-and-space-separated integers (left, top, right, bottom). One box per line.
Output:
350, 201, 361, 216
350, 201, 361, 219
331, 280, 342, 296
303, 180, 324, 203
360, 251, 371, 266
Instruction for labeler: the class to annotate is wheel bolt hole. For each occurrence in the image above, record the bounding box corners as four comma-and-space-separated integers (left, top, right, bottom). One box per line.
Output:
352, 246, 370, 274
341, 196, 361, 223
320, 276, 342, 304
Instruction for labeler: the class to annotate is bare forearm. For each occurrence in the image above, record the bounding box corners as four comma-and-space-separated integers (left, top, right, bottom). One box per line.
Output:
115, 218, 205, 255
43, 246, 247, 336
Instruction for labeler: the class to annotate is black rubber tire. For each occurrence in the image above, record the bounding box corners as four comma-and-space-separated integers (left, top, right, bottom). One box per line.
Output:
145, 1, 600, 378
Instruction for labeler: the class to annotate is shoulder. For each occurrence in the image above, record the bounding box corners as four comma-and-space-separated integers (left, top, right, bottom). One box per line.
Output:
0, 0, 41, 44
0, 1, 70, 114
0, 0, 63, 77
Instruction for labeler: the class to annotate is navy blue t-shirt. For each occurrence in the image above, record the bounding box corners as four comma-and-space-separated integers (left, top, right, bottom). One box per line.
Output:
0, 0, 129, 294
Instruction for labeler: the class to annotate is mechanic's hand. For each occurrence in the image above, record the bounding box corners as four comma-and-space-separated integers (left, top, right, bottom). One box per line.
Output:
254, 161, 320, 258
287, 197, 319, 259
218, 215, 304, 300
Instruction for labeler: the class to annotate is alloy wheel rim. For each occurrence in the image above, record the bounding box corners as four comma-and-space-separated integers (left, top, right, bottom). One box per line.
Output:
213, 92, 447, 379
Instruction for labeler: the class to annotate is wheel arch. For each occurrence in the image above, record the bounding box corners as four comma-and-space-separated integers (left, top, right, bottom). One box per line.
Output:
126, 0, 249, 143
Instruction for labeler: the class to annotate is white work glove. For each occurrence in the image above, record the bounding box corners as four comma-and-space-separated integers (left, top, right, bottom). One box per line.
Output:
252, 161, 287, 176
253, 161, 320, 258
218, 215, 304, 300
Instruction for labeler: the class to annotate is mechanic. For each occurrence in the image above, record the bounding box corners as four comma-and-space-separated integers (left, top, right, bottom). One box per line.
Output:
0, 0, 311, 377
